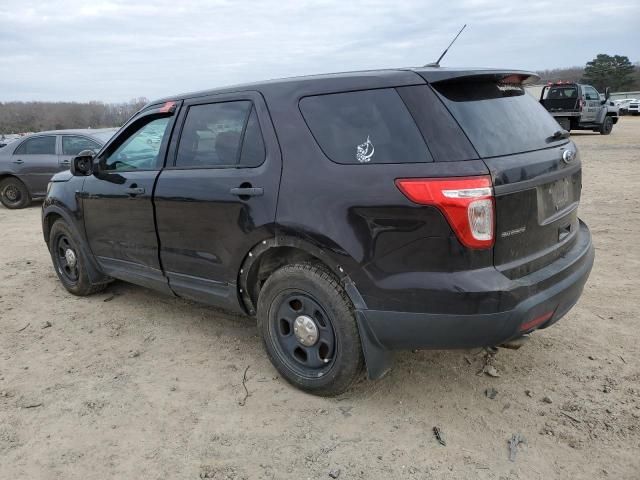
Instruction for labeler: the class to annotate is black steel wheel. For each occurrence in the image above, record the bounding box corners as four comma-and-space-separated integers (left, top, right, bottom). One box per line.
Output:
270, 291, 337, 377
54, 234, 80, 283
257, 263, 364, 396
0, 177, 30, 209
49, 220, 108, 296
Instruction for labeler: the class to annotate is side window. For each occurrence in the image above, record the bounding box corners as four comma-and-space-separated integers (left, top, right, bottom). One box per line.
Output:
62, 136, 100, 156
585, 87, 599, 101
14, 136, 56, 155
176, 101, 260, 168
239, 107, 265, 167
102, 117, 171, 172
299, 89, 431, 164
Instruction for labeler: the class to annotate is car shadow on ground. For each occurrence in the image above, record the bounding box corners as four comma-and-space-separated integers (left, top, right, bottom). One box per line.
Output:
93, 279, 528, 403
0, 199, 44, 210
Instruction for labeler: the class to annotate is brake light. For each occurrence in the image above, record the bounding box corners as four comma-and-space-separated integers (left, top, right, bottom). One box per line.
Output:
395, 176, 495, 249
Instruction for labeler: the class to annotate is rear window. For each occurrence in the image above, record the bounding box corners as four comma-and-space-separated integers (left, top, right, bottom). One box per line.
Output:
546, 86, 578, 99
62, 136, 101, 155
433, 80, 565, 158
300, 89, 431, 164
175, 101, 265, 168
14, 135, 56, 155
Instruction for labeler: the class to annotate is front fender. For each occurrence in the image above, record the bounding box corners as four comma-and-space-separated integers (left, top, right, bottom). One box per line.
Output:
42, 192, 110, 285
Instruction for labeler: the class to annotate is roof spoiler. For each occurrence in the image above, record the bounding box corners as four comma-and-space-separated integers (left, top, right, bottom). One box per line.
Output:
414, 69, 540, 85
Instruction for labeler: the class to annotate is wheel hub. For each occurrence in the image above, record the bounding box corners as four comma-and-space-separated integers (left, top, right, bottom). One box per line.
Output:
293, 315, 319, 346
5, 186, 18, 201
64, 248, 77, 269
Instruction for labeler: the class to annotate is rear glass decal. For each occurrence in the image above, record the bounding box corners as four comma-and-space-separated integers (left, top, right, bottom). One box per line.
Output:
356, 136, 374, 163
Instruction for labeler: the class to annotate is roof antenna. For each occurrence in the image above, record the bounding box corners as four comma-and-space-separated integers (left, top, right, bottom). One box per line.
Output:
425, 24, 467, 68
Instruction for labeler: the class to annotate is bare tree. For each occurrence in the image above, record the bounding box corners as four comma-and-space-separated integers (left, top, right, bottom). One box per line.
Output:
0, 98, 148, 134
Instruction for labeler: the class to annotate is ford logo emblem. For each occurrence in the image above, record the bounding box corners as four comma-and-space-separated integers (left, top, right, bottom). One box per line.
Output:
562, 149, 576, 164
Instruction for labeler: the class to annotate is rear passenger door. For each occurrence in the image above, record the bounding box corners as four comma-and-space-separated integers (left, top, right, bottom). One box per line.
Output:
154, 92, 281, 310
10, 135, 58, 195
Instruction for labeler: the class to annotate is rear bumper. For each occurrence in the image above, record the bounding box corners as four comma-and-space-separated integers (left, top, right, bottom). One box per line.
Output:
356, 220, 594, 376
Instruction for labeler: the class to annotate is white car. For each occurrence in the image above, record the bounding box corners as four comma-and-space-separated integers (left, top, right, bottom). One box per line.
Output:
615, 98, 639, 115
627, 100, 640, 116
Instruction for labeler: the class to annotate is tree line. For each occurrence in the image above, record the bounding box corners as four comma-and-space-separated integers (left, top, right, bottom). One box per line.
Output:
537, 54, 639, 92
1, 54, 637, 134
0, 97, 148, 134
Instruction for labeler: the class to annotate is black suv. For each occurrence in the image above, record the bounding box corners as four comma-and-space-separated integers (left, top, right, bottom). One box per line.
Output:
43, 68, 594, 395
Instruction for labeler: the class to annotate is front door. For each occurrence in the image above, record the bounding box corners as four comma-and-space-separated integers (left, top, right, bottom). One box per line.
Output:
582, 86, 600, 123
82, 106, 178, 293
154, 92, 281, 310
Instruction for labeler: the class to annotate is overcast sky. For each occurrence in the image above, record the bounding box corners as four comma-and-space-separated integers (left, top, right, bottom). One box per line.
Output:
1, 0, 638, 102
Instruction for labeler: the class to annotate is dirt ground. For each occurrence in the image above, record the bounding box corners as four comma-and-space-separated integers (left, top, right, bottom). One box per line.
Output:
1, 118, 639, 480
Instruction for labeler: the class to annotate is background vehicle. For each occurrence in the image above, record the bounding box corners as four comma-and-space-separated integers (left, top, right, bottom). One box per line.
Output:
628, 100, 640, 115
0, 128, 116, 208
614, 98, 638, 115
602, 95, 620, 117
43, 68, 593, 395
539, 82, 617, 134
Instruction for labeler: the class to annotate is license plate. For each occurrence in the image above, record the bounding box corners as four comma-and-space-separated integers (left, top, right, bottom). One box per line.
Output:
549, 178, 570, 211
538, 176, 576, 222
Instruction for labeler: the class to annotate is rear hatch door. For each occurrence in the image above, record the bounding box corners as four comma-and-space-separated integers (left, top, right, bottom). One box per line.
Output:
424, 73, 581, 278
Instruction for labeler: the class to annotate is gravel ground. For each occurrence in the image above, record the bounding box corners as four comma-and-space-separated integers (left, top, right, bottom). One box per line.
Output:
1, 117, 639, 479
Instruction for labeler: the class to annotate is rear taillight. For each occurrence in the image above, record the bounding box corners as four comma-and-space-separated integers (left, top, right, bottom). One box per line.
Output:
395, 176, 495, 249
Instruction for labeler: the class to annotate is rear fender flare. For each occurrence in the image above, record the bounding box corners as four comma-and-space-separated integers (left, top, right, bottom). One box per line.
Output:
237, 235, 367, 315
237, 235, 391, 379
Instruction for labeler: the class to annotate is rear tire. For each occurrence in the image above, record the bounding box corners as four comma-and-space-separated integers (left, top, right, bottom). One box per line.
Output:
49, 220, 107, 296
257, 263, 364, 396
0, 177, 31, 209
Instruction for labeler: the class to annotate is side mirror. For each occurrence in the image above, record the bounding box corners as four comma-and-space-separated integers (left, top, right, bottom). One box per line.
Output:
70, 149, 95, 176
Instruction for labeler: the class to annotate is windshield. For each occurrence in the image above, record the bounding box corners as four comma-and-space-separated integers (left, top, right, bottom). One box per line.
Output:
91, 130, 118, 143
432, 80, 566, 158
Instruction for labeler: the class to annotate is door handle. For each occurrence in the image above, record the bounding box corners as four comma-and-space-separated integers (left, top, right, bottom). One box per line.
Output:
13, 159, 23, 164
60, 159, 71, 165
125, 186, 145, 196
230, 187, 263, 197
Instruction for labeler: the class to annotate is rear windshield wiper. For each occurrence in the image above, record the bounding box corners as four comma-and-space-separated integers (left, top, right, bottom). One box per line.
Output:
547, 129, 570, 143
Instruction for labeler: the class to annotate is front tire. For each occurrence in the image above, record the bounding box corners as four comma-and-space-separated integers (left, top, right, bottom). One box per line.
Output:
49, 220, 107, 296
599, 116, 613, 135
0, 177, 31, 209
257, 263, 364, 396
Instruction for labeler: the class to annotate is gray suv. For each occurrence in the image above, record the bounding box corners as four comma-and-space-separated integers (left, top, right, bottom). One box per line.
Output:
0, 129, 116, 208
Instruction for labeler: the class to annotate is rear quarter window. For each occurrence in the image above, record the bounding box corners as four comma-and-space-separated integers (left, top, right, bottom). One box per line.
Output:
299, 88, 432, 164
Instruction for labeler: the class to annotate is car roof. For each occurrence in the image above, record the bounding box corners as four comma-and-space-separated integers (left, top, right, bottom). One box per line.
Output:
150, 67, 539, 106
25, 128, 118, 137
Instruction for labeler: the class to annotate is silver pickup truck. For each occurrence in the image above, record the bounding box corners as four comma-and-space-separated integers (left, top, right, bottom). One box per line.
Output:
540, 82, 618, 135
